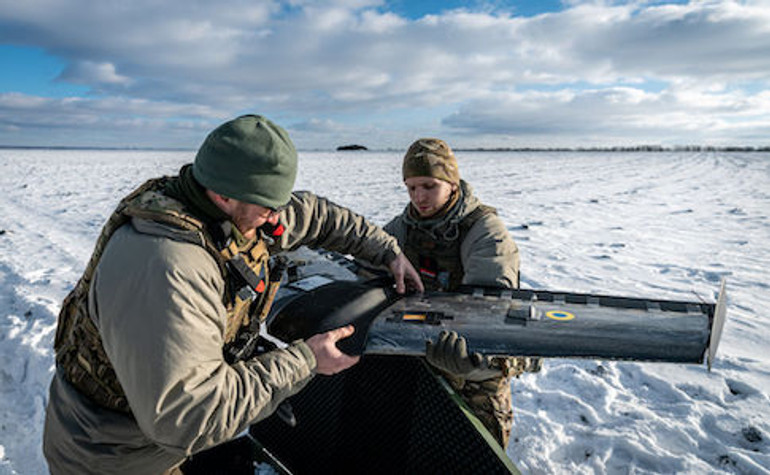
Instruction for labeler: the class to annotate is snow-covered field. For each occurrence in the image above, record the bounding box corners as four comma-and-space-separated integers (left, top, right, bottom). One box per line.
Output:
0, 148, 768, 474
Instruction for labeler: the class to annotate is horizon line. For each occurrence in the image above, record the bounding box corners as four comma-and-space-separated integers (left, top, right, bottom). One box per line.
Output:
3, 144, 770, 153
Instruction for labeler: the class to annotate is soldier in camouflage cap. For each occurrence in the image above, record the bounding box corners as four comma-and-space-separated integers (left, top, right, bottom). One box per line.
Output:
402, 138, 460, 186
385, 137, 542, 448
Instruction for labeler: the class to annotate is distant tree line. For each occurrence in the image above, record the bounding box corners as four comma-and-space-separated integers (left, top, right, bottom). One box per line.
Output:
453, 145, 770, 152
3, 144, 770, 153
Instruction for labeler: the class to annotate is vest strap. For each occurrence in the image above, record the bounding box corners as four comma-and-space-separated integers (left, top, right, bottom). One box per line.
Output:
405, 204, 496, 291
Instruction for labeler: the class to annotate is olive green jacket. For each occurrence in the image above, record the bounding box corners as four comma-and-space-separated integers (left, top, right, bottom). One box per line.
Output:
384, 180, 519, 289
44, 191, 400, 475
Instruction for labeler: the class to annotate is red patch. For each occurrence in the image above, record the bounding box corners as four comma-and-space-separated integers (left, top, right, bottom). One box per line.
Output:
420, 268, 437, 278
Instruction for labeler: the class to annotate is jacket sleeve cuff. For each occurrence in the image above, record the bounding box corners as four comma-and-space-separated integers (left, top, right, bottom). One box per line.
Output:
292, 340, 317, 374
382, 248, 399, 266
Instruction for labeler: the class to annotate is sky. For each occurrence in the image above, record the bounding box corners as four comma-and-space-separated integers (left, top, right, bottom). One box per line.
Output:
0, 0, 769, 150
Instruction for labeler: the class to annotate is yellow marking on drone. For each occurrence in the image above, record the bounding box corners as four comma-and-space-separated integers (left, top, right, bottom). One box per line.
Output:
546, 310, 575, 321
402, 313, 427, 321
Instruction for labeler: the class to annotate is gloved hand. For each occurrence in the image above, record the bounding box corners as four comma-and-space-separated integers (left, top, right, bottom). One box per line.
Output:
425, 331, 502, 382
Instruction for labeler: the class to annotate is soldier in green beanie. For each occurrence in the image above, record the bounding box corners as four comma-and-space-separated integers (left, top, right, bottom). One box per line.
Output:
44, 115, 423, 475
385, 137, 541, 448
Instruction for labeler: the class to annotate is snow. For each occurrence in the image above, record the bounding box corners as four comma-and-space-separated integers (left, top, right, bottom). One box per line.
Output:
1, 148, 769, 474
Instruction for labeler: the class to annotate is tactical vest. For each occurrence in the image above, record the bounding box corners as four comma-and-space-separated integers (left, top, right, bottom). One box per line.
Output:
53, 177, 279, 413
404, 205, 496, 291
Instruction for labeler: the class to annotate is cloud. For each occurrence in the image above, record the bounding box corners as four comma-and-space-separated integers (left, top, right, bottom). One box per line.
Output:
0, 92, 223, 147
442, 83, 770, 146
0, 0, 768, 147
291, 117, 347, 133
58, 61, 133, 86
563, 1, 770, 82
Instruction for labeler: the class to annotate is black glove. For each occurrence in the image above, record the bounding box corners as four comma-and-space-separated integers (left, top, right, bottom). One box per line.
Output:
425, 331, 502, 381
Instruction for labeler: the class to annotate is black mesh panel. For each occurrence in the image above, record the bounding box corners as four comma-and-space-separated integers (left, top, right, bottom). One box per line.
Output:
249, 355, 517, 474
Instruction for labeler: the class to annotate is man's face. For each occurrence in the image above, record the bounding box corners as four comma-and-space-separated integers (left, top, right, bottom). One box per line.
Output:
404, 176, 456, 218
229, 201, 280, 239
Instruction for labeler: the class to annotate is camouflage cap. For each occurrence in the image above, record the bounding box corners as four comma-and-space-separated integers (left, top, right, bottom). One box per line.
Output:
193, 114, 297, 209
402, 138, 460, 185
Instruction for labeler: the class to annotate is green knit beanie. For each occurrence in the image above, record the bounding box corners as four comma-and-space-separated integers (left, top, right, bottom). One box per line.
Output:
193, 114, 298, 209
402, 138, 460, 185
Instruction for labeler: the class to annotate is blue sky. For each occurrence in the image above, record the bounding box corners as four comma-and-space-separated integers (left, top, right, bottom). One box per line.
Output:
387, 0, 566, 18
0, 46, 88, 97
0, 0, 768, 149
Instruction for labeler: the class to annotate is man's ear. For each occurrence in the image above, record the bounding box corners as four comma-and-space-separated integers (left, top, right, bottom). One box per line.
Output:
206, 189, 232, 211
